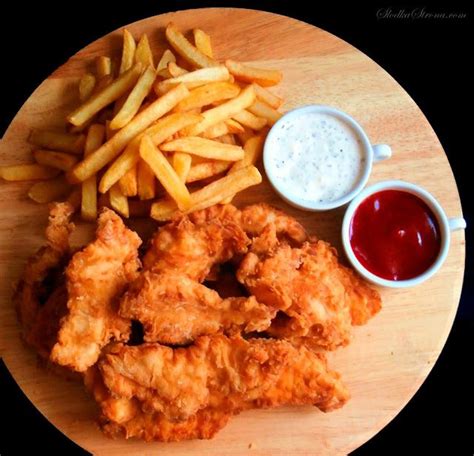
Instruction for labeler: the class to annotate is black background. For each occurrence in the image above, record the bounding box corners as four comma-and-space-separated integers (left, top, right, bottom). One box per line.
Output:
0, 1, 472, 454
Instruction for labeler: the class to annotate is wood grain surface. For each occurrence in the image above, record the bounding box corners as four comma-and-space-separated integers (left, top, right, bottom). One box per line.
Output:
0, 8, 465, 455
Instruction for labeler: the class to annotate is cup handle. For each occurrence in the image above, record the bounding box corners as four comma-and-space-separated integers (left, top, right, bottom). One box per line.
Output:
448, 217, 466, 231
372, 144, 392, 162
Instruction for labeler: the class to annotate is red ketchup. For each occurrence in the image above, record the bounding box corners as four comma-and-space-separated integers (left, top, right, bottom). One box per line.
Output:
349, 190, 441, 280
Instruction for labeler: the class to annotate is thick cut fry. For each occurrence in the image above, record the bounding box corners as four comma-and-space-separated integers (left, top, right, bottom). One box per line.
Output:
119, 29, 136, 74
186, 160, 231, 183
174, 81, 240, 112
248, 100, 282, 126
252, 83, 283, 109
172, 153, 192, 182
109, 183, 129, 218
157, 49, 176, 72
154, 66, 229, 95
184, 85, 255, 136
201, 122, 231, 139
119, 165, 138, 197
193, 29, 213, 58
161, 137, 244, 161
237, 129, 254, 145
225, 119, 245, 134
99, 111, 201, 193
70, 84, 190, 184
139, 135, 190, 210
81, 124, 105, 221
0, 164, 60, 181
135, 34, 154, 69
165, 22, 218, 68
33, 150, 78, 172
28, 130, 85, 155
137, 159, 156, 200
67, 63, 143, 126
168, 62, 188, 77
110, 66, 156, 130
96, 56, 112, 78
217, 134, 236, 145
27, 176, 71, 203
232, 110, 267, 130
225, 60, 282, 87
79, 73, 96, 102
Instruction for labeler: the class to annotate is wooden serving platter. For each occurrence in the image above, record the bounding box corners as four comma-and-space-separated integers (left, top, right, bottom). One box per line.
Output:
0, 8, 465, 455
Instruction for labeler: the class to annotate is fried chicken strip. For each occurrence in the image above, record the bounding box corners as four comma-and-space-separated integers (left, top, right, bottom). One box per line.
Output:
50, 209, 141, 372
119, 271, 275, 344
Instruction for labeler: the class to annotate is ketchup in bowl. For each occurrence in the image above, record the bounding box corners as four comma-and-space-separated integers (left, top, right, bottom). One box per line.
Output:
349, 190, 441, 281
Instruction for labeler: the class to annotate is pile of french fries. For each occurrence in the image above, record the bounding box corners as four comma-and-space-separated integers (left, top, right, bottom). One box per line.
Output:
0, 23, 284, 221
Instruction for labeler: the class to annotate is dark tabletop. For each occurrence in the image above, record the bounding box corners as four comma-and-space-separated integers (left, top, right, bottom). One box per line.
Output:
0, 1, 472, 454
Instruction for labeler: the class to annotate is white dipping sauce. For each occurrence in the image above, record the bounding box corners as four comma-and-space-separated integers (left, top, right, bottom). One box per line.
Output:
269, 112, 365, 203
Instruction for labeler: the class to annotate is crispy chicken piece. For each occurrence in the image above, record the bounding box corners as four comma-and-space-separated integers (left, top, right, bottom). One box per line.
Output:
237, 240, 381, 350
50, 209, 141, 372
119, 271, 275, 344
98, 335, 349, 424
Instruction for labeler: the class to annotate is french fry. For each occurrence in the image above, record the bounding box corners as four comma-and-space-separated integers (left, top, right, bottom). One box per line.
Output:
96, 56, 112, 78
29, 130, 85, 155
81, 124, 105, 221
67, 63, 143, 126
225, 59, 282, 87
217, 134, 236, 145
237, 129, 254, 145
232, 110, 267, 130
109, 65, 156, 130
165, 22, 218, 69
172, 152, 192, 182
79, 73, 96, 102
70, 84, 190, 184
149, 198, 177, 221
28, 175, 71, 203
139, 135, 190, 210
109, 183, 129, 217
161, 137, 244, 161
248, 100, 282, 126
99, 111, 201, 193
135, 34, 154, 69
174, 81, 240, 112
33, 150, 79, 172
119, 165, 138, 197
186, 160, 231, 183
119, 29, 136, 74
201, 122, 231, 139
66, 187, 82, 210
137, 159, 156, 200
184, 85, 256, 136
225, 119, 245, 134
157, 49, 176, 72
168, 62, 188, 77
0, 164, 60, 181
252, 83, 283, 109
193, 29, 213, 58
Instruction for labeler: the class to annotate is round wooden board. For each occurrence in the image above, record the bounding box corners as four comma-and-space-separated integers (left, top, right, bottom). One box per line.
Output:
0, 8, 465, 455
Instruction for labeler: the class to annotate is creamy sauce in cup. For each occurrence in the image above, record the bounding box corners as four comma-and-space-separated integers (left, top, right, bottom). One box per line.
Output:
269, 112, 365, 203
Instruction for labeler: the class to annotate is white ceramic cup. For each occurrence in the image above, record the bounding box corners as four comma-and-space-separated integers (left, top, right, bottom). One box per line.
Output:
263, 104, 392, 211
341, 180, 466, 288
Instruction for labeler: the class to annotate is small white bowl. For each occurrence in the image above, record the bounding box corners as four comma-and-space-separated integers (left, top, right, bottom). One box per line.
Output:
263, 104, 391, 211
341, 180, 466, 288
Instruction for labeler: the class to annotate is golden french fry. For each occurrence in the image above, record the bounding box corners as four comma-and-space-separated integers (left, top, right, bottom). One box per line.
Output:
110, 66, 156, 130
168, 62, 188, 77
252, 83, 283, 109
135, 34, 154, 69
248, 100, 282, 126
79, 73, 96, 102
139, 135, 190, 210
225, 119, 245, 134
172, 152, 192, 182
0, 164, 60, 181
174, 81, 240, 112
201, 122, 231, 139
237, 129, 254, 145
157, 67, 172, 79
193, 29, 213, 58
29, 130, 85, 155
109, 183, 129, 217
232, 109, 267, 130
96, 56, 112, 78
137, 159, 156, 200
157, 49, 176, 72
67, 63, 143, 126
149, 198, 177, 221
81, 124, 105, 221
119, 165, 138, 197
225, 59, 282, 87
99, 111, 201, 193
33, 150, 79, 172
217, 134, 236, 145
28, 175, 72, 203
165, 22, 218, 69
184, 85, 255, 136
161, 137, 244, 161
70, 84, 190, 184
186, 160, 231, 183
119, 29, 136, 74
